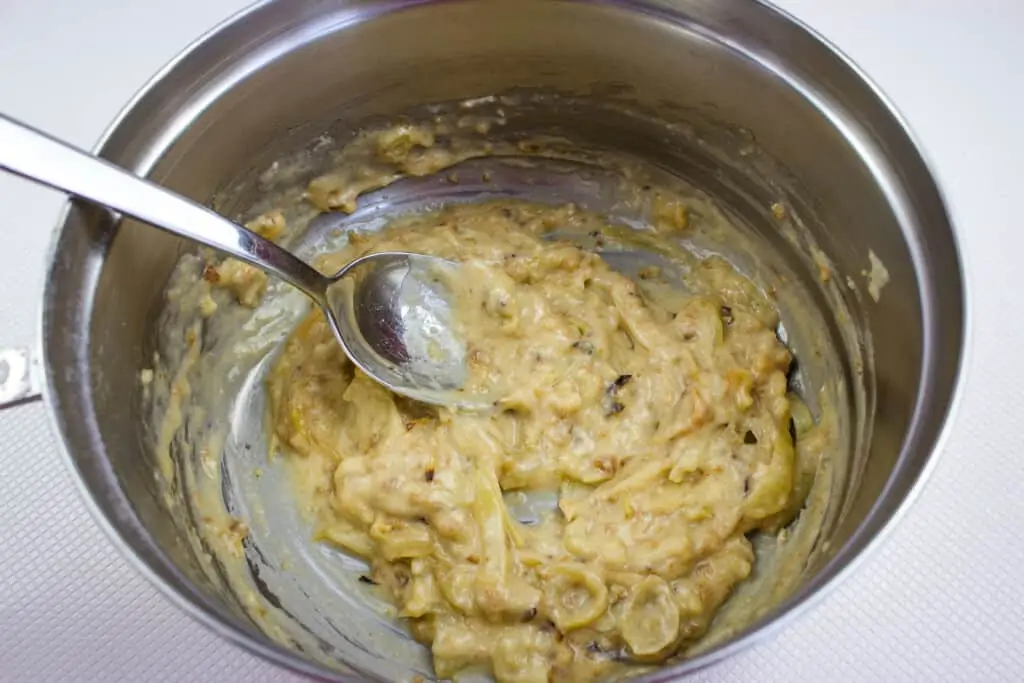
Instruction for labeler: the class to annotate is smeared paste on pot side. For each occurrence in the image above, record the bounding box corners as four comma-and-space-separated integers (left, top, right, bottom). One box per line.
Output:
146, 117, 836, 683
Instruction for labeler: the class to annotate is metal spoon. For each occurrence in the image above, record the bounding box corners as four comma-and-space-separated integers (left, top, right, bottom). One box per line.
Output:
0, 113, 478, 408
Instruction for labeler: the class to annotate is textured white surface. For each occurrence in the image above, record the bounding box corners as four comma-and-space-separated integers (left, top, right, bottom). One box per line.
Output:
0, 0, 1020, 681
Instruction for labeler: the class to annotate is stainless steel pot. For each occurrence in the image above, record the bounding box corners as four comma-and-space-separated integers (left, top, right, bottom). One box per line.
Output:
0, 0, 966, 680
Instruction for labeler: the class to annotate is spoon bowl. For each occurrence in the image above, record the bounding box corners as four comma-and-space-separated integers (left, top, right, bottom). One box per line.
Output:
326, 251, 487, 408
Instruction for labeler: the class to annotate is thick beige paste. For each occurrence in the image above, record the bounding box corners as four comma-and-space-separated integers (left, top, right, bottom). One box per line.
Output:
267, 200, 803, 682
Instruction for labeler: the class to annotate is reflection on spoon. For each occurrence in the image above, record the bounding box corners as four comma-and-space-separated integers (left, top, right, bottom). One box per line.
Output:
328, 252, 491, 410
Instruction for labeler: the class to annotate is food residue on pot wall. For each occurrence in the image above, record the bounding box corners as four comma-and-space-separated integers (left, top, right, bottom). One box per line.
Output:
865, 250, 890, 303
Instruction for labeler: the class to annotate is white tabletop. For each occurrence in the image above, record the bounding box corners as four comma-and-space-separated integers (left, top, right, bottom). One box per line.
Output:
1, 1, 1020, 681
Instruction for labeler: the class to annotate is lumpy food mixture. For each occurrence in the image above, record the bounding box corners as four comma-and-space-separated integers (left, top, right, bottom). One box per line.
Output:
265, 199, 803, 682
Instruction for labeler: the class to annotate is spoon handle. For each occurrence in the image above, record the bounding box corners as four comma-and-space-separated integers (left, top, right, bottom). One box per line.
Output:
0, 113, 329, 303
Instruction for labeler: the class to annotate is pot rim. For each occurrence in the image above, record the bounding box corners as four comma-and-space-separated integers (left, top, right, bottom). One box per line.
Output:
38, 0, 971, 680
